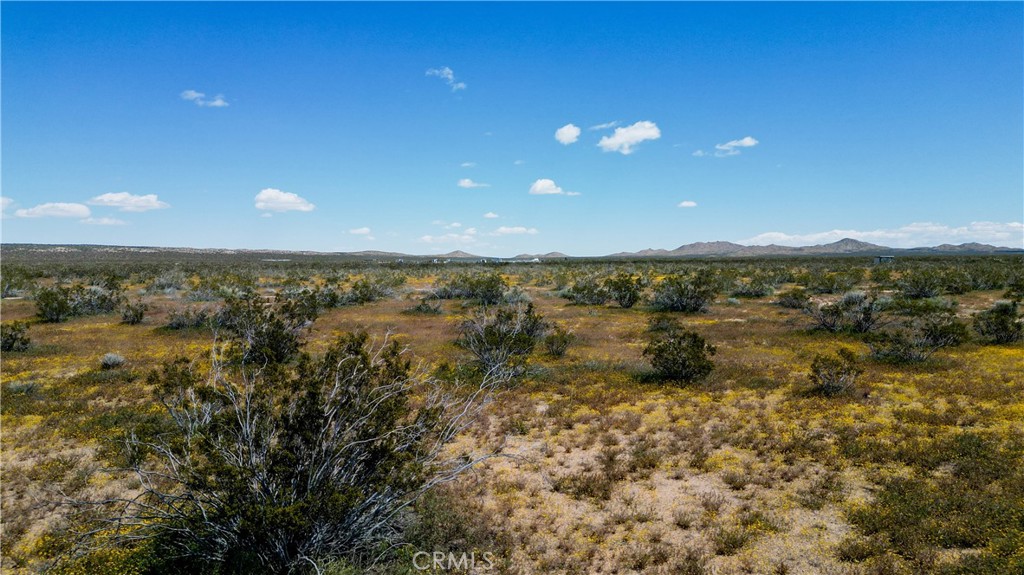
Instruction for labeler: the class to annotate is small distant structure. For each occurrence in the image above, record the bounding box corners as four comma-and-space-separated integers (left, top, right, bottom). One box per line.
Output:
873, 255, 896, 264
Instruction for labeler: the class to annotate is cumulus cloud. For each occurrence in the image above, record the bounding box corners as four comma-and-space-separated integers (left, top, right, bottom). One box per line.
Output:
180, 89, 229, 108
1, 197, 13, 217
492, 226, 539, 236
15, 202, 91, 218
88, 192, 170, 212
597, 120, 661, 155
461, 162, 476, 168
678, 201, 698, 208
715, 136, 758, 157
692, 150, 707, 157
741, 221, 1024, 249
589, 121, 619, 131
349, 227, 371, 235
445, 222, 463, 229
254, 188, 315, 212
426, 67, 466, 91
483, 212, 499, 219
458, 178, 490, 189
81, 217, 127, 226
528, 178, 579, 196
555, 123, 581, 145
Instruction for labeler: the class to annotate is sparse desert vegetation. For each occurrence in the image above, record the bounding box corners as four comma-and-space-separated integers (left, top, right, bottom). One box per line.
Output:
2, 249, 1022, 574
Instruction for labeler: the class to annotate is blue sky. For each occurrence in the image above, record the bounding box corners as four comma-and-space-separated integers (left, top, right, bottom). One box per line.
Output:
2, 2, 1022, 256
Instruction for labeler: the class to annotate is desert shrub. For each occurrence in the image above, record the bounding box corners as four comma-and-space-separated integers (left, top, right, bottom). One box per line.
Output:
217, 292, 312, 365
100, 353, 126, 370
148, 270, 187, 292
731, 274, 774, 298
652, 272, 717, 313
120, 300, 148, 325
346, 277, 391, 304
838, 291, 890, 334
165, 306, 211, 330
435, 272, 507, 304
643, 325, 716, 383
1, 321, 30, 352
805, 302, 845, 332
804, 270, 861, 294
562, 276, 607, 305
1, 265, 31, 298
456, 303, 548, 377
897, 268, 943, 299
1004, 274, 1024, 301
35, 286, 76, 322
776, 288, 810, 309
62, 332, 511, 574
941, 268, 974, 295
808, 348, 863, 396
973, 301, 1023, 344
403, 298, 443, 315
543, 325, 575, 358
500, 285, 532, 305
603, 272, 643, 308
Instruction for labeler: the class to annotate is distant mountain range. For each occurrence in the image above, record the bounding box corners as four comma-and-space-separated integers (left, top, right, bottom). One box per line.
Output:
607, 238, 1020, 258
1, 239, 1019, 261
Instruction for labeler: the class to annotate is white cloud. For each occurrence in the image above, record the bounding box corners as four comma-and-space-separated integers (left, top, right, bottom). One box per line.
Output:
483, 212, 499, 219
81, 217, 127, 226
492, 226, 539, 236
529, 178, 562, 195
715, 136, 758, 157
597, 120, 661, 155
692, 150, 707, 157
445, 222, 462, 229
461, 162, 476, 168
254, 188, 315, 212
349, 227, 371, 235
426, 67, 466, 91
589, 121, 619, 131
1, 197, 13, 217
88, 192, 170, 212
458, 178, 490, 189
678, 201, 698, 208
180, 89, 229, 108
555, 123, 581, 145
741, 221, 1024, 249
15, 202, 91, 218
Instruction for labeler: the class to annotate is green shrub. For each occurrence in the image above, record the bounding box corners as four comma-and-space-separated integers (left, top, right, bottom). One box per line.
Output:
562, 277, 608, 305
35, 286, 76, 322
973, 301, 1023, 344
120, 300, 148, 325
643, 325, 716, 383
543, 325, 575, 358
776, 288, 810, 309
1, 321, 30, 352
100, 353, 126, 370
652, 272, 717, 313
165, 306, 211, 330
456, 303, 548, 377
808, 348, 863, 396
435, 272, 507, 304
603, 272, 643, 308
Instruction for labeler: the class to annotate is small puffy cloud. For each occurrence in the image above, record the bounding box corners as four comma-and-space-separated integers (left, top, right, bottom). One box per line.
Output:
483, 212, 499, 219
741, 221, 1024, 249
15, 202, 91, 218
555, 123, 581, 145
349, 227, 371, 235
460, 162, 476, 168
458, 178, 490, 189
589, 121, 619, 131
88, 192, 170, 212
692, 150, 707, 157
254, 188, 315, 212
1, 197, 13, 216
715, 136, 758, 157
180, 89, 229, 108
492, 226, 539, 236
598, 120, 661, 154
445, 222, 462, 229
529, 178, 562, 195
426, 67, 466, 91
81, 217, 127, 226
678, 201, 698, 208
